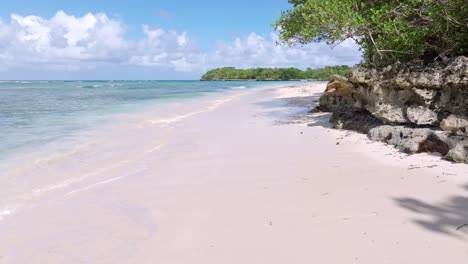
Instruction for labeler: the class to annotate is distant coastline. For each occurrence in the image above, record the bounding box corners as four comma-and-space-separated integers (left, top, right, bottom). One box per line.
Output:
200, 79, 313, 82
200, 66, 350, 81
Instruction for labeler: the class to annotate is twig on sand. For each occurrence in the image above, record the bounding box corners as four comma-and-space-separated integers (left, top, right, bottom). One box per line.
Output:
408, 164, 438, 170
456, 224, 467, 231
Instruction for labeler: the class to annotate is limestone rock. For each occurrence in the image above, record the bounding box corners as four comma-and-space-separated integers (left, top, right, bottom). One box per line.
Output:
325, 75, 354, 95
445, 136, 468, 163
318, 76, 356, 112
320, 57, 468, 126
440, 115, 468, 134
406, 106, 438, 125
411, 87, 436, 104
318, 56, 468, 163
370, 103, 407, 123
368, 126, 443, 154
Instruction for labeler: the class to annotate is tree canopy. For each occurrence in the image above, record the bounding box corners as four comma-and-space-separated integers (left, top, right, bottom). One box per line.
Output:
275, 0, 467, 66
201, 66, 350, 81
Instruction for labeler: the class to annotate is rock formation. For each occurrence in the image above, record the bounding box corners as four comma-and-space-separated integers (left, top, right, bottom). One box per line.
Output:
318, 56, 468, 163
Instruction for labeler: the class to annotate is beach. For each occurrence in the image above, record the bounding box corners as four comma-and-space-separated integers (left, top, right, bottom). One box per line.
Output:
1, 83, 468, 263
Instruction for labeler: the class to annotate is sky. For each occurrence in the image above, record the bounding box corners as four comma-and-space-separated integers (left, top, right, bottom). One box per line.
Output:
0, 0, 362, 80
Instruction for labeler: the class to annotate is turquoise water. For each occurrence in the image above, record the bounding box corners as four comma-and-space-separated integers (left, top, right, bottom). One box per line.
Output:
0, 80, 297, 159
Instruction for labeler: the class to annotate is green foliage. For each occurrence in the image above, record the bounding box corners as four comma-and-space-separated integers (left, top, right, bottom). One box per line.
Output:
275, 0, 468, 66
201, 66, 350, 81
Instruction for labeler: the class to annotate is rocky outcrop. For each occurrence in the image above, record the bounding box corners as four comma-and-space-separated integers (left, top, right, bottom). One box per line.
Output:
318, 56, 468, 163
368, 126, 449, 154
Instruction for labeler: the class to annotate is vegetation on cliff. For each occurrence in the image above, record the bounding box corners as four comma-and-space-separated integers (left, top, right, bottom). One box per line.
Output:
201, 65, 350, 81
275, 0, 467, 66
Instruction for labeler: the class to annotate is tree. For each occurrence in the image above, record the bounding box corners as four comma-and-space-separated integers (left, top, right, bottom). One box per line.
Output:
200, 66, 350, 80
275, 0, 468, 66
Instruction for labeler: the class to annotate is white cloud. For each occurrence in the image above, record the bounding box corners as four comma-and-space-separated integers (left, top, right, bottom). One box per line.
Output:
207, 33, 361, 70
1, 11, 130, 67
0, 11, 362, 77
128, 25, 202, 70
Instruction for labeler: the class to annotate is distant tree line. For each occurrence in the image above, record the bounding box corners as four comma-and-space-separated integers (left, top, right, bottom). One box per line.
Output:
201, 65, 350, 81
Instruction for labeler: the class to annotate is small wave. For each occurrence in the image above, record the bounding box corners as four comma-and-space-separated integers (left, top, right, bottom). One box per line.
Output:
29, 157, 132, 198
3, 143, 96, 183
66, 175, 127, 196
0, 81, 33, 84
145, 144, 163, 154
144, 110, 204, 126
141, 97, 235, 127
81, 85, 103, 88
230, 85, 247, 89
32, 143, 95, 167
206, 98, 233, 110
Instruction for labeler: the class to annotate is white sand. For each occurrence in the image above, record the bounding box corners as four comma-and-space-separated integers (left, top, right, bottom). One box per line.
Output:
1, 83, 467, 263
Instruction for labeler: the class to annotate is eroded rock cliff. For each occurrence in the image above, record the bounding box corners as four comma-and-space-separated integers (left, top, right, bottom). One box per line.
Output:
318, 56, 468, 163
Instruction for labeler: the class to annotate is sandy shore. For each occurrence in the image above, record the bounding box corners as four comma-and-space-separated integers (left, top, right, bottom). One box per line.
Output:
1, 83, 468, 263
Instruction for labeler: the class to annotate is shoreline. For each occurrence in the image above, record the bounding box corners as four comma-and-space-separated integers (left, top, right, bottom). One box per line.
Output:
1, 83, 467, 263
0, 85, 267, 220
200, 79, 328, 81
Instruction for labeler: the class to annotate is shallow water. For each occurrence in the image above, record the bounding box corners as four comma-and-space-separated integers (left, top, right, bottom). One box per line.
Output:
0, 80, 301, 219
0, 80, 288, 159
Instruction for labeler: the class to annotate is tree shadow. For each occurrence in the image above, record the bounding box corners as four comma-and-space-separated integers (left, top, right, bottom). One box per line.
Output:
394, 184, 468, 239
255, 95, 321, 109
255, 95, 332, 127
275, 111, 332, 127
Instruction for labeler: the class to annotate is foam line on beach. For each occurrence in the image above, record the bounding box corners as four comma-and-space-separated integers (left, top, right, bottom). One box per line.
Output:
144, 110, 205, 126
3, 142, 96, 181
66, 175, 128, 196
30, 158, 133, 197
1, 141, 166, 221
140, 93, 244, 128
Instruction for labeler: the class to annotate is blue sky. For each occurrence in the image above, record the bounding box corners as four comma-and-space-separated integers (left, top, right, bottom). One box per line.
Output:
0, 0, 292, 49
0, 0, 362, 79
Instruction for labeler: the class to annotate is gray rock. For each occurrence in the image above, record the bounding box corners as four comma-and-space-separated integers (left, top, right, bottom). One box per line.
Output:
348, 56, 468, 90
320, 58, 468, 127
406, 106, 438, 125
445, 136, 468, 163
369, 126, 432, 153
440, 115, 468, 134
371, 103, 407, 123
368, 126, 450, 155
412, 87, 436, 103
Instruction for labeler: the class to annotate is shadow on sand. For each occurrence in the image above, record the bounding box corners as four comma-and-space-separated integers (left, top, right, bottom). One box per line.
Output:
260, 90, 468, 241
394, 184, 468, 239
255, 95, 332, 127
